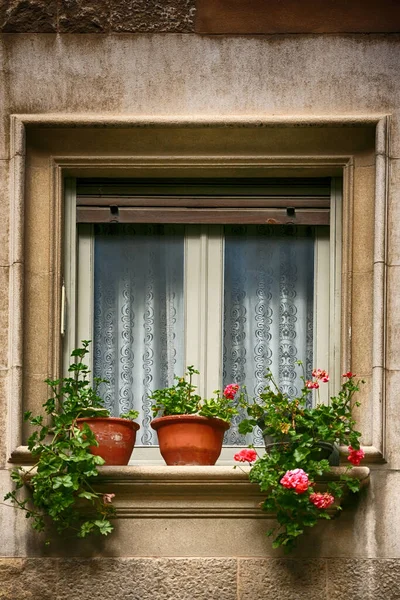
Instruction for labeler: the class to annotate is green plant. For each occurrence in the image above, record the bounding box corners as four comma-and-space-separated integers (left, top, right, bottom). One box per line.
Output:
4, 341, 138, 541
150, 366, 240, 423
237, 366, 365, 551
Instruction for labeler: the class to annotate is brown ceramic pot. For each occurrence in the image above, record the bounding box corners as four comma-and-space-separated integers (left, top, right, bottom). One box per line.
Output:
77, 417, 140, 465
150, 414, 230, 465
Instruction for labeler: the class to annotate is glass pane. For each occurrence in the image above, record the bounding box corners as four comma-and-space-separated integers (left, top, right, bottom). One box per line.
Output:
93, 224, 185, 446
223, 225, 315, 446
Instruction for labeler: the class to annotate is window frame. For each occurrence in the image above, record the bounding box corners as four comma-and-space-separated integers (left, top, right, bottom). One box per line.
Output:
63, 177, 341, 464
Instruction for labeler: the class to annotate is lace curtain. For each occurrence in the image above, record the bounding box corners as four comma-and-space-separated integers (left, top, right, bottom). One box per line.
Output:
93, 223, 314, 447
93, 224, 184, 445
223, 225, 314, 446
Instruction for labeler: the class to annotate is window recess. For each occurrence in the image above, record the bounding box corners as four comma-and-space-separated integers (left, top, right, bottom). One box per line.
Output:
64, 178, 340, 461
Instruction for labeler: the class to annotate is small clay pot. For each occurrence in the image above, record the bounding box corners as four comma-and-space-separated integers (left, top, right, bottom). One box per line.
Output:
151, 414, 230, 466
77, 417, 140, 465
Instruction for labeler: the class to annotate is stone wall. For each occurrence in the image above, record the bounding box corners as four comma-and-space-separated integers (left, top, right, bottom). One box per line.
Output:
1, 4, 400, 599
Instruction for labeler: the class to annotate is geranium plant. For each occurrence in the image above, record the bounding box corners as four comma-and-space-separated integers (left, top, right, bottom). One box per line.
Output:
4, 341, 138, 541
150, 365, 240, 423
237, 366, 365, 551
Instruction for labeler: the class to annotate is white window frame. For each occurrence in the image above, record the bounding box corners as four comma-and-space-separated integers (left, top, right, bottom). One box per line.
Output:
63, 178, 342, 465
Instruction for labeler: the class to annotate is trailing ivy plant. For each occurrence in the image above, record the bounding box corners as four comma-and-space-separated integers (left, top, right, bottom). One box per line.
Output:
4, 341, 138, 541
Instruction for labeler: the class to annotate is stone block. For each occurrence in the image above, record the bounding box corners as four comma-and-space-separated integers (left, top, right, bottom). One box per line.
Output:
56, 558, 237, 600
238, 558, 327, 600
351, 271, 373, 376
327, 558, 400, 599
58, 0, 109, 33
0, 160, 10, 267
111, 0, 195, 32
0, 267, 9, 372
388, 158, 400, 266
384, 370, 400, 468
0, 374, 8, 467
386, 266, 400, 370
0, 558, 58, 599
326, 559, 373, 600
0, 0, 57, 33
370, 559, 400, 598
24, 166, 51, 276
389, 111, 400, 159
352, 165, 375, 274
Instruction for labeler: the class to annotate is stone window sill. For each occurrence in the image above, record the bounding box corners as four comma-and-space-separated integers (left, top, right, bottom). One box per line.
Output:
10, 446, 369, 517
85, 465, 370, 518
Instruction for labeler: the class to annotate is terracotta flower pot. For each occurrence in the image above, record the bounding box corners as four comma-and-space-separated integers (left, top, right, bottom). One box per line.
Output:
150, 414, 230, 466
77, 417, 140, 465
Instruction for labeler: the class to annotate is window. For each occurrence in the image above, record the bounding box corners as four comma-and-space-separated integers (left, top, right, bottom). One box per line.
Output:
63, 177, 341, 461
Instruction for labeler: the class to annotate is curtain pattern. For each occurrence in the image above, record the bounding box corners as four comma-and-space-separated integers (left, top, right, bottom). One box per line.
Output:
93, 224, 185, 445
92, 224, 314, 447
223, 225, 315, 446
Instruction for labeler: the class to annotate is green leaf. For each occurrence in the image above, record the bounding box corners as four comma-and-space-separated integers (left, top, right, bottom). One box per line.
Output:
78, 491, 99, 501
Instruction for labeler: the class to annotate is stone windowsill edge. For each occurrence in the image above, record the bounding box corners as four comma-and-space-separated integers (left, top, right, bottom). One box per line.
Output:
9, 463, 369, 518
9, 444, 384, 465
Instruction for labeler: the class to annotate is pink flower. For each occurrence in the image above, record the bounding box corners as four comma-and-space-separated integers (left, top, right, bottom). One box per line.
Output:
233, 449, 258, 464
312, 369, 329, 383
223, 383, 239, 399
309, 492, 335, 509
347, 446, 365, 466
103, 493, 115, 504
343, 371, 355, 378
280, 468, 310, 494
305, 380, 319, 389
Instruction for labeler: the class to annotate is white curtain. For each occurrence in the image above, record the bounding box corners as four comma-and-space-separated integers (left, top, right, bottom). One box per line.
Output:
92, 223, 314, 447
93, 224, 185, 445
223, 225, 314, 446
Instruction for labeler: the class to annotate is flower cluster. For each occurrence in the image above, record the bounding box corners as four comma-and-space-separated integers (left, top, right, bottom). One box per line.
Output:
234, 448, 258, 464
347, 446, 365, 466
306, 368, 329, 389
280, 468, 310, 494
239, 365, 364, 551
223, 383, 240, 400
309, 492, 335, 509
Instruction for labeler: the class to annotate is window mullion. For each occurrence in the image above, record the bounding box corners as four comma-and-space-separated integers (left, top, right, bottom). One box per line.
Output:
76, 224, 94, 373
205, 225, 224, 397
184, 225, 206, 396
63, 178, 77, 374
330, 177, 343, 395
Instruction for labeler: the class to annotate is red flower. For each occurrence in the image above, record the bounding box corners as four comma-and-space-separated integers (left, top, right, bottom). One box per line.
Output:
280, 468, 310, 494
347, 446, 365, 466
309, 492, 335, 509
306, 380, 319, 389
343, 371, 355, 378
312, 369, 329, 382
223, 383, 239, 400
234, 449, 258, 464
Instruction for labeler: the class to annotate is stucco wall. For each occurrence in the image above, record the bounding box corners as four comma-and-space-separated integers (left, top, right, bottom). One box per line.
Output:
1, 31, 400, 599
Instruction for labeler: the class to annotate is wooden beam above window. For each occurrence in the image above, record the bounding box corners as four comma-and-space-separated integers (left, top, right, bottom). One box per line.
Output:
76, 207, 329, 225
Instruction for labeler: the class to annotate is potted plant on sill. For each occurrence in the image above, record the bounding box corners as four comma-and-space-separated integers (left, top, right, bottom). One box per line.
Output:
150, 365, 241, 465
236, 366, 365, 551
4, 341, 140, 539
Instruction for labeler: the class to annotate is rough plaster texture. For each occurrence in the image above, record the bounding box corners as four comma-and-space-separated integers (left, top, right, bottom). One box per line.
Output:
0, 35, 399, 139
0, 30, 400, 600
